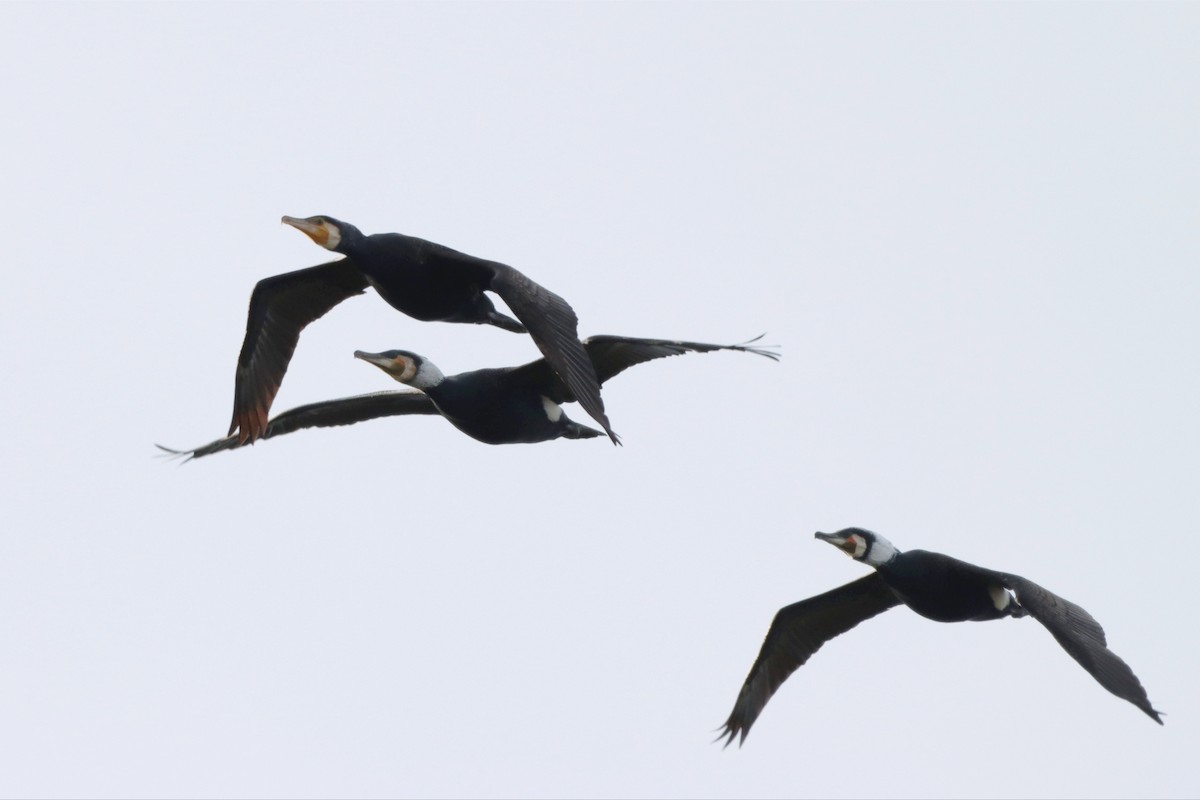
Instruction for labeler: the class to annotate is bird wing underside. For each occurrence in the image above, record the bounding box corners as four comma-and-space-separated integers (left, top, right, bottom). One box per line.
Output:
998, 572, 1162, 723
719, 573, 900, 747
482, 262, 614, 443
165, 390, 438, 460
230, 259, 370, 443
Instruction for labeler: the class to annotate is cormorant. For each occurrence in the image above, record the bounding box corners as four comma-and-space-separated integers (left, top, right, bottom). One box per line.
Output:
162, 335, 778, 458
719, 528, 1162, 746
227, 215, 612, 445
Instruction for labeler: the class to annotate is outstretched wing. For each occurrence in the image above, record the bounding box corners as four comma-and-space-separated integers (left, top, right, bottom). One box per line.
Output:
998, 572, 1163, 723
585, 334, 779, 386
165, 390, 438, 461
229, 259, 370, 444
511, 334, 779, 404
486, 264, 614, 443
719, 574, 899, 747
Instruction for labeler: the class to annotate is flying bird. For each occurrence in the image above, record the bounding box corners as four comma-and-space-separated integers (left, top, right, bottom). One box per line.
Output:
227, 215, 612, 445
162, 335, 778, 458
719, 527, 1162, 746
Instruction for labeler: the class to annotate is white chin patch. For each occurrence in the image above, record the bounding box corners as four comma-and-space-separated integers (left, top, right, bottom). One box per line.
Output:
989, 585, 1012, 611
398, 358, 418, 383
323, 224, 341, 250
541, 396, 562, 422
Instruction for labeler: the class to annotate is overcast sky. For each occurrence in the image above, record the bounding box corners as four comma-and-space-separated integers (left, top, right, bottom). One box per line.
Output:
1, 3, 1196, 798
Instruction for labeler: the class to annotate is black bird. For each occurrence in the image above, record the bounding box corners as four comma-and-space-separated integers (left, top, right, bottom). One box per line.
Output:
162, 335, 778, 458
719, 528, 1162, 746
227, 215, 612, 445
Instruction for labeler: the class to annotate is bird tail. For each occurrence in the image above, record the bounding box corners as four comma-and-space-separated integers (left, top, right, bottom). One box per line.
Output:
562, 421, 606, 440
486, 310, 527, 333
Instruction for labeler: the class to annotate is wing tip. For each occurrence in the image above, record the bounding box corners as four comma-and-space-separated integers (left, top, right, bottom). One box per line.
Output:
154, 443, 196, 464
713, 718, 750, 749
733, 333, 781, 361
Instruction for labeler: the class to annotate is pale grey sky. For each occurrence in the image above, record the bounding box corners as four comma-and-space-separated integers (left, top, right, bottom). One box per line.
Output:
0, 3, 1196, 798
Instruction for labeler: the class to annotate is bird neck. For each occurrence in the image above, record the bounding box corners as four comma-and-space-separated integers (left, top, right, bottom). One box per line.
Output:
863, 536, 900, 567
332, 224, 369, 257
408, 362, 447, 391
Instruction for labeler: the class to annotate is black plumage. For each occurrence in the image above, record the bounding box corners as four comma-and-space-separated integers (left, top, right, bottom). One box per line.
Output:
227, 215, 611, 445
719, 528, 1162, 747
162, 335, 778, 458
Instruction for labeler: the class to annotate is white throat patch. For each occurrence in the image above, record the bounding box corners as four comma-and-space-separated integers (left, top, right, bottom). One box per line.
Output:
323, 223, 341, 250
862, 535, 898, 567
408, 360, 445, 390
851, 536, 869, 559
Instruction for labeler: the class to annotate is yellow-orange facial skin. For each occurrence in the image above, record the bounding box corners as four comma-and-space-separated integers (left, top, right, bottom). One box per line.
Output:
353, 351, 421, 385
281, 215, 339, 250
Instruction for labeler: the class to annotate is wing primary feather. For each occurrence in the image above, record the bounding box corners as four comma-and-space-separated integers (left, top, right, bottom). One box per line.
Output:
505, 334, 780, 408
228, 259, 369, 443
1000, 573, 1163, 724
167, 390, 437, 461
718, 574, 899, 747
486, 264, 616, 443
585, 334, 781, 388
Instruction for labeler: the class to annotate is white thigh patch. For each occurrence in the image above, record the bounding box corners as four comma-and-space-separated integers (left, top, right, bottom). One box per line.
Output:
541, 396, 562, 422
989, 585, 1012, 611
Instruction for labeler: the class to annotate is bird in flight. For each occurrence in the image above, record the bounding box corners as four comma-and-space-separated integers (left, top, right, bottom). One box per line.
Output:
227, 215, 612, 445
162, 335, 778, 458
719, 527, 1162, 747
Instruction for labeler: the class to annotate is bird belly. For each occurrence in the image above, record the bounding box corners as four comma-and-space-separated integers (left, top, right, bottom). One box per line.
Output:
901, 594, 995, 623
886, 575, 1000, 623
432, 392, 563, 445
882, 553, 1011, 623
363, 266, 482, 323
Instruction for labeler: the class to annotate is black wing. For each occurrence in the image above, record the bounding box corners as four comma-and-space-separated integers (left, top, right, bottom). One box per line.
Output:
229, 259, 370, 444
164, 390, 438, 461
484, 260, 615, 444
510, 334, 779, 405
998, 572, 1163, 723
585, 334, 779, 386
719, 574, 900, 747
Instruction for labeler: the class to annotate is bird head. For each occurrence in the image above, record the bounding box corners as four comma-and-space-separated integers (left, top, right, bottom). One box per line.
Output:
282, 214, 360, 252
815, 528, 899, 567
354, 349, 445, 390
